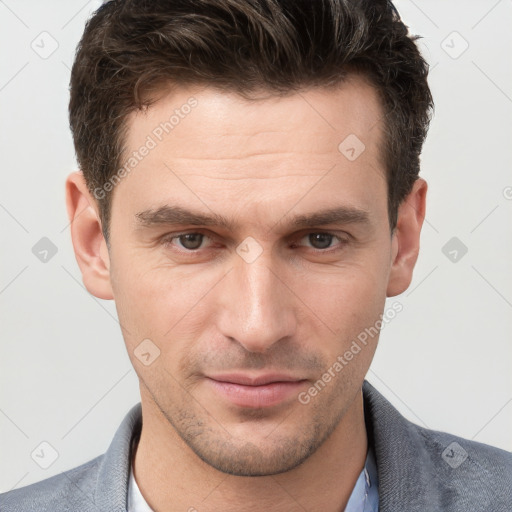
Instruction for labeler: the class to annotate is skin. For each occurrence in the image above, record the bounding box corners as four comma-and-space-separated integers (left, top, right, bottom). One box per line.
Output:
66, 76, 427, 512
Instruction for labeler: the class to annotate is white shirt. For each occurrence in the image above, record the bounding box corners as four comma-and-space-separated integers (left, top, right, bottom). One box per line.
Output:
127, 463, 153, 512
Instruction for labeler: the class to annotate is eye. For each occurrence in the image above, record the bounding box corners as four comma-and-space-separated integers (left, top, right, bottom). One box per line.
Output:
160, 230, 349, 255
294, 232, 348, 252
162, 232, 210, 251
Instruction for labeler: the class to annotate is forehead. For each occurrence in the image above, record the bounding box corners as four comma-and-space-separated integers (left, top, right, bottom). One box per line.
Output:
114, 77, 387, 232
125, 77, 384, 163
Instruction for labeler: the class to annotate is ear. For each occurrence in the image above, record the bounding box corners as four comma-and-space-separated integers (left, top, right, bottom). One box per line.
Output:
386, 178, 428, 297
65, 171, 114, 300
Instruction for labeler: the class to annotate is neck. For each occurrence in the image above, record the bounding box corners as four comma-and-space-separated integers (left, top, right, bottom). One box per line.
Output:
133, 388, 368, 512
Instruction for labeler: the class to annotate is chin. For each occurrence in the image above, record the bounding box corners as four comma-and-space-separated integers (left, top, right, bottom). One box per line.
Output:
179, 425, 326, 477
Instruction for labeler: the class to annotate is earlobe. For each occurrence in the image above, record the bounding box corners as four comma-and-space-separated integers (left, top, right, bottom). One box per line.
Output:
65, 171, 114, 300
386, 178, 428, 297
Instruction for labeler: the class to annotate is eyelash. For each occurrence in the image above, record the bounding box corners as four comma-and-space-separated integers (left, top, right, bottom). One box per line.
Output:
160, 231, 349, 255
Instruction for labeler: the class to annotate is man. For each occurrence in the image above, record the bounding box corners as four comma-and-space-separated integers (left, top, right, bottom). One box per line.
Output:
2, 0, 510, 510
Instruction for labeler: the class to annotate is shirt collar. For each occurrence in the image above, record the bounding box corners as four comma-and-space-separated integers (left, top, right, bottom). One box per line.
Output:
344, 444, 379, 512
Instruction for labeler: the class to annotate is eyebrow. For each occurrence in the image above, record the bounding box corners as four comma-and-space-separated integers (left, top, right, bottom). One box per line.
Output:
134, 204, 371, 231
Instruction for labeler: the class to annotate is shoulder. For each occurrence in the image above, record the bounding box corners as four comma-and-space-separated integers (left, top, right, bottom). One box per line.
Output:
414, 422, 512, 483
1, 403, 141, 512
416, 420, 512, 466
0, 454, 103, 512
363, 380, 512, 510
409, 422, 512, 510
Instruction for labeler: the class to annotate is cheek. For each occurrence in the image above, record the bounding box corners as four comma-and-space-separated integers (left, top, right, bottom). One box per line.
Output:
301, 259, 389, 356
110, 254, 218, 353
109, 254, 173, 344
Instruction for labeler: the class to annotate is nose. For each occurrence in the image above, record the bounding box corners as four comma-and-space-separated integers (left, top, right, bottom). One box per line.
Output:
216, 244, 297, 353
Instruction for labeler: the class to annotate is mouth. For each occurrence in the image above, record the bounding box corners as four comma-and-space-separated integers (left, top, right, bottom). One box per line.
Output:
205, 373, 308, 408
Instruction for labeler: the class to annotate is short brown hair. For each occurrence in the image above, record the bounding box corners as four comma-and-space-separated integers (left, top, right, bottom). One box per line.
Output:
69, 0, 433, 245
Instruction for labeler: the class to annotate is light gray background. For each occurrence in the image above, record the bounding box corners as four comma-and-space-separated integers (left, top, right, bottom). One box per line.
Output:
1, 0, 511, 492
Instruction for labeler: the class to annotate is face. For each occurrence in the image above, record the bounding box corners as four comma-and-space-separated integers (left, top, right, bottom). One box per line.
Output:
87, 78, 403, 476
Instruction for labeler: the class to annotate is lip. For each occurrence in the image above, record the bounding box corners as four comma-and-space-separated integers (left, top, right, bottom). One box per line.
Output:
205, 373, 307, 408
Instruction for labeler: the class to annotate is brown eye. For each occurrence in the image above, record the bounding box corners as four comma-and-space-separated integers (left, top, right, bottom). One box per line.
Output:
292, 232, 349, 253
308, 233, 334, 249
177, 233, 204, 250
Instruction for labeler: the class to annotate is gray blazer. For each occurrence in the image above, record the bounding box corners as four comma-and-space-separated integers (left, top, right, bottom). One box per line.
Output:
2, 381, 511, 511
